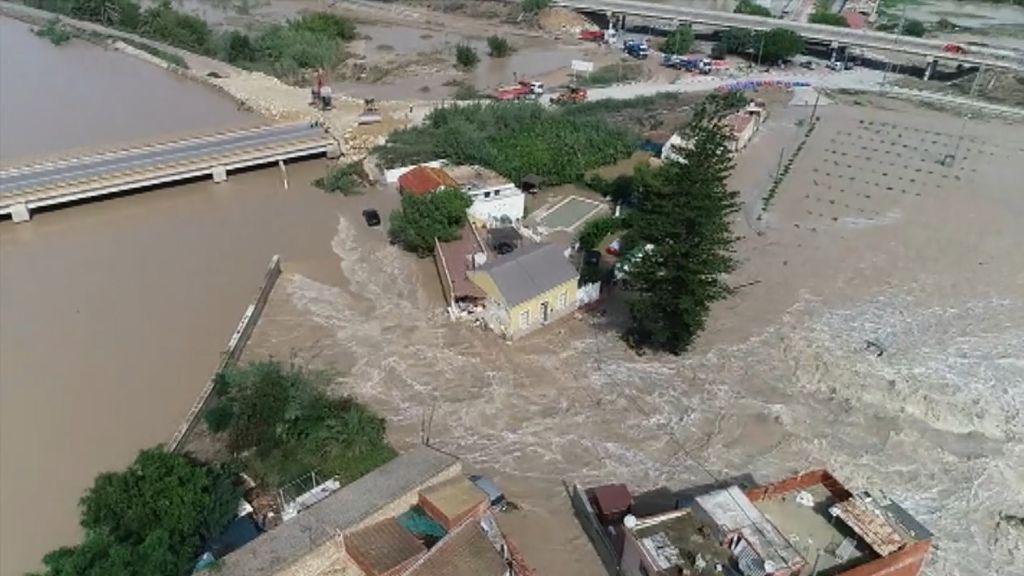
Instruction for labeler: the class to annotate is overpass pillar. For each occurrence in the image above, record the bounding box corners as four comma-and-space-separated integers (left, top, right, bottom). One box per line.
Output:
10, 203, 31, 223
212, 166, 228, 183
923, 58, 938, 81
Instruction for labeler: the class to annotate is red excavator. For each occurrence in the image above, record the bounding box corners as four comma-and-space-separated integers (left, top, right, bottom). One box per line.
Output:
552, 86, 588, 105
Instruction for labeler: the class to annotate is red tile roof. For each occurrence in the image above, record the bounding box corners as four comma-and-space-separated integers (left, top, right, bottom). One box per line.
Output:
398, 165, 459, 197
843, 10, 868, 29
402, 516, 506, 576
345, 518, 426, 576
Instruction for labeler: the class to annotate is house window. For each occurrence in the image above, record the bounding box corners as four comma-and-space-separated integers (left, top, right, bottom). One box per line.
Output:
519, 309, 530, 327
558, 291, 567, 309
494, 189, 501, 196
484, 191, 491, 198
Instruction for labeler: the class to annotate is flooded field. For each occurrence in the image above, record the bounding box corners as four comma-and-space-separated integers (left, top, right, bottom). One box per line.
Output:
241, 100, 1024, 576
898, 0, 1024, 27
0, 17, 255, 164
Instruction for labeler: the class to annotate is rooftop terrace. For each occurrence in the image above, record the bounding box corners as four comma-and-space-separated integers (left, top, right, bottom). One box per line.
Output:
633, 510, 732, 576
752, 484, 873, 575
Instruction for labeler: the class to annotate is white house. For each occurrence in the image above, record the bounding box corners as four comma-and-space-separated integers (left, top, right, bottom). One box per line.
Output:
446, 165, 525, 227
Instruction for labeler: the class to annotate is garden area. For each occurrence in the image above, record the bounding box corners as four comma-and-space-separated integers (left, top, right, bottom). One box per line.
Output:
203, 360, 396, 490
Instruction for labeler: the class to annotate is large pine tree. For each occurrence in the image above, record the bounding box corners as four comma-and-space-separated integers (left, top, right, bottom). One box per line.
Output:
624, 98, 740, 353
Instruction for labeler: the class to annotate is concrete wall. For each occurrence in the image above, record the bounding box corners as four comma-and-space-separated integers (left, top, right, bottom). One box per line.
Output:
273, 460, 463, 576
167, 255, 281, 452
566, 482, 622, 576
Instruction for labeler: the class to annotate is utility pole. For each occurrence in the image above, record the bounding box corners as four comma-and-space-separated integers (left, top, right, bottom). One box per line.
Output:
881, 4, 908, 91
951, 113, 971, 166
810, 92, 821, 126
775, 146, 786, 181
757, 31, 766, 67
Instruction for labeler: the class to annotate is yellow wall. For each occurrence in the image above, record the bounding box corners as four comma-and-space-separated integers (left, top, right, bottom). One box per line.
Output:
506, 278, 578, 336
466, 270, 501, 301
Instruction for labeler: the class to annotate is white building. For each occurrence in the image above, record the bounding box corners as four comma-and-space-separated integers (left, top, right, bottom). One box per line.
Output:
446, 165, 525, 227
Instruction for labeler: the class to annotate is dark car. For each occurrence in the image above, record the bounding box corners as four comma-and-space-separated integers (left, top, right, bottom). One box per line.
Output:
583, 250, 602, 268
362, 209, 381, 227
467, 474, 508, 511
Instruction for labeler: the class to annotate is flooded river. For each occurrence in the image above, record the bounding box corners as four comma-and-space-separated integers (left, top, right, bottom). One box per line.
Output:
0, 17, 346, 575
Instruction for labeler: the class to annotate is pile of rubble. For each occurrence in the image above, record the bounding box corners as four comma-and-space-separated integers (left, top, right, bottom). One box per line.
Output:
536, 7, 595, 34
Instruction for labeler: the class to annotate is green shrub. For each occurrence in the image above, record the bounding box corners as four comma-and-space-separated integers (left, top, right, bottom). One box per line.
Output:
578, 216, 623, 251
520, 0, 551, 13
809, 11, 849, 27
388, 187, 472, 256
455, 42, 479, 69
661, 25, 694, 55
313, 162, 363, 194
577, 62, 645, 87
138, 0, 213, 53
487, 35, 513, 58
734, 0, 772, 17
377, 103, 638, 186
34, 16, 72, 45
208, 360, 396, 488
291, 12, 357, 41
902, 19, 926, 37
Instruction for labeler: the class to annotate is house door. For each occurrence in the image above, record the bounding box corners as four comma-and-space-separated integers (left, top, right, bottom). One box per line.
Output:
540, 301, 550, 323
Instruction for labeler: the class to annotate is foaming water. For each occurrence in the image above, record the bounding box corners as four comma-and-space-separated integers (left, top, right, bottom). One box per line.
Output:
277, 211, 1024, 576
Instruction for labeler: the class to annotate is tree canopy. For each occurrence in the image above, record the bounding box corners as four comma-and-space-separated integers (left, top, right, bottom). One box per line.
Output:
377, 102, 637, 185
809, 11, 849, 27
661, 25, 694, 55
902, 19, 926, 37
455, 43, 479, 69
734, 0, 772, 17
388, 187, 473, 256
718, 28, 803, 62
618, 96, 741, 353
34, 449, 241, 576
758, 28, 804, 62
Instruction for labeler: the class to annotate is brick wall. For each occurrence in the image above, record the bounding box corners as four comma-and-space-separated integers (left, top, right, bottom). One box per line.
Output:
839, 540, 931, 576
744, 469, 852, 502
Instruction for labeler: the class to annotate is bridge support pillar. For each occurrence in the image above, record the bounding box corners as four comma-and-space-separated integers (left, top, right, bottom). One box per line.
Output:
924, 58, 938, 81
212, 166, 228, 183
10, 203, 31, 223
326, 142, 341, 159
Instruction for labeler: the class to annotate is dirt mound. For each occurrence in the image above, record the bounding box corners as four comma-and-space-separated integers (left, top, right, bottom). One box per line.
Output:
537, 7, 595, 34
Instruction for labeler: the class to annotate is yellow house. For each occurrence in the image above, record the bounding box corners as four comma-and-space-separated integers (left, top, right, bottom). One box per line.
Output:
466, 243, 579, 340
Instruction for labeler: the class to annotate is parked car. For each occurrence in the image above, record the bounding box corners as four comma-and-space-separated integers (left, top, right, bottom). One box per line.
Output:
800, 60, 816, 70
583, 250, 602, 268
827, 60, 843, 71
362, 208, 381, 227
467, 474, 508, 511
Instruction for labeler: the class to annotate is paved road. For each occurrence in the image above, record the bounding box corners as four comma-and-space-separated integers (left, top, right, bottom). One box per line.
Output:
554, 0, 1024, 72
0, 123, 329, 197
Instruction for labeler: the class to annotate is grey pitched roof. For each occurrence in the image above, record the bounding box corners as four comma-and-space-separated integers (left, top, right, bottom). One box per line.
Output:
476, 243, 578, 307
219, 446, 458, 576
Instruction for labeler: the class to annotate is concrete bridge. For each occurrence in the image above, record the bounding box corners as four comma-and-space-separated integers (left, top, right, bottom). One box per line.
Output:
555, 0, 1024, 73
0, 123, 340, 222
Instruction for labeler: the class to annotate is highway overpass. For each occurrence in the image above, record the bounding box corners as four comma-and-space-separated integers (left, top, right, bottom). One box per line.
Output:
554, 0, 1024, 72
0, 123, 339, 222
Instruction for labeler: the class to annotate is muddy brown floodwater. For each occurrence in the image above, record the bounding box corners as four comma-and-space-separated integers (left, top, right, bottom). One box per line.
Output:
0, 17, 348, 576
240, 100, 1024, 576
0, 17, 257, 163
